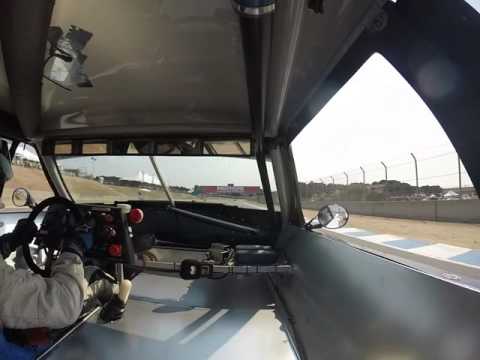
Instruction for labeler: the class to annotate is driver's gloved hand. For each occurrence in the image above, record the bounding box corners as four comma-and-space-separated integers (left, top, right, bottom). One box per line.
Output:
63, 230, 94, 261
0, 218, 37, 258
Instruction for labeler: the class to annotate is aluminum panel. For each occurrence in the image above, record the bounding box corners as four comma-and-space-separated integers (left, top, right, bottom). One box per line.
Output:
273, 226, 480, 360
46, 274, 296, 359
41, 0, 250, 138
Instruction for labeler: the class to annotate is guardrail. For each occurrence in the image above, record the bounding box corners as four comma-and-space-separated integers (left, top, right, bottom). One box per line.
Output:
303, 199, 480, 223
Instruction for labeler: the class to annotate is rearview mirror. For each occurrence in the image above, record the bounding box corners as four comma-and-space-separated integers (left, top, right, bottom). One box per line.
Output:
318, 204, 349, 229
12, 188, 36, 208
305, 204, 349, 230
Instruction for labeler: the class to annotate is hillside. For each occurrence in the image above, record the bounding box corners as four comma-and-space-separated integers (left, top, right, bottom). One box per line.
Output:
2, 165, 197, 208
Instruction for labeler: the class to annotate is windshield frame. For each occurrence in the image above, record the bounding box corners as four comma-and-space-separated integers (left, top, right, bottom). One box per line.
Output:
42, 137, 255, 157
52, 154, 276, 213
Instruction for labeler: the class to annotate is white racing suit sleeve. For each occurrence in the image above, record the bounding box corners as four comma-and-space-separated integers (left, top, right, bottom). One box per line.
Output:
0, 252, 87, 329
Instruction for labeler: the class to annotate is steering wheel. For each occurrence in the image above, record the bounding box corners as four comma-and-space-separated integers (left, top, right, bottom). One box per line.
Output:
22, 197, 82, 277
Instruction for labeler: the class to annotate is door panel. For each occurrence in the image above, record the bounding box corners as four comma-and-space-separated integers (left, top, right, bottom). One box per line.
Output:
272, 226, 480, 360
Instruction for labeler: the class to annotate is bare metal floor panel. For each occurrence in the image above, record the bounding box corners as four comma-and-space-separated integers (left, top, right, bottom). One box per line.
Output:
46, 274, 296, 359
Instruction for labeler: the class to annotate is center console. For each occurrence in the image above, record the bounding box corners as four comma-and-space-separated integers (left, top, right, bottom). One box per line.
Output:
77, 204, 139, 265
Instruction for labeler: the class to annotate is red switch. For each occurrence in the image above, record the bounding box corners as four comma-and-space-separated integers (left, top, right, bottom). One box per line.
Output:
128, 208, 144, 224
108, 244, 122, 257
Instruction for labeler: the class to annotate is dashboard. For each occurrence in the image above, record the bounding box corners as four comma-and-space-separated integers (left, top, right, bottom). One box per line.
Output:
39, 200, 277, 270
127, 201, 279, 248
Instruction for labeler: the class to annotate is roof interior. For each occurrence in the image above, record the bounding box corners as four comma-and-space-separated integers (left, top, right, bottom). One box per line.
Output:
41, 0, 251, 138
0, 0, 382, 141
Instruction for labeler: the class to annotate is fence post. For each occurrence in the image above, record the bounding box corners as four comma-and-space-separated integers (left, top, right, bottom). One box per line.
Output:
458, 155, 462, 196
380, 161, 388, 181
410, 153, 419, 194
90, 157, 97, 177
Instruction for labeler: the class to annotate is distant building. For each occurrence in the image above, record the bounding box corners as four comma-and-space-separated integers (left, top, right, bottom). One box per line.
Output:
63, 168, 82, 177
193, 184, 262, 197
127, 171, 161, 186
97, 176, 121, 185
170, 186, 190, 193
443, 190, 460, 200
13, 146, 41, 168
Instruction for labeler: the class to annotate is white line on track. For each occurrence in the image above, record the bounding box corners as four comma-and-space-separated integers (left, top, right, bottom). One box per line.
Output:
408, 243, 471, 260
331, 227, 365, 234
358, 234, 405, 244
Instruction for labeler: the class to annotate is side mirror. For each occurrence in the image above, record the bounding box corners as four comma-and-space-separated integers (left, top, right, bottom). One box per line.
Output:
306, 204, 349, 230
12, 188, 36, 208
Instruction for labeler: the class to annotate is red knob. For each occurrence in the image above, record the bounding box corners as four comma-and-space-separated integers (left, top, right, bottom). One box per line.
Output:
128, 208, 144, 224
108, 244, 122, 257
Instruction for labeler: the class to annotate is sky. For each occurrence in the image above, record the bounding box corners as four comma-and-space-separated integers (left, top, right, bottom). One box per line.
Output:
467, 0, 480, 12
292, 53, 473, 189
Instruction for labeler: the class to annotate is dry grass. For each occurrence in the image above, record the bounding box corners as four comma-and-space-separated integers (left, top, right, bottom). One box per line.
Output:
303, 209, 480, 249
63, 176, 198, 203
348, 214, 480, 249
2, 166, 54, 208
1, 166, 196, 208
6, 166, 53, 192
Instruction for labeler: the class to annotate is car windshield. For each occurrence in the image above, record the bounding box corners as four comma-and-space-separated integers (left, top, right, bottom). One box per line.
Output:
55, 156, 270, 210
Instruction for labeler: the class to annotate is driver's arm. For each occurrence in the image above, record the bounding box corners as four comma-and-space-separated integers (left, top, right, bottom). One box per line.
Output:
0, 251, 86, 329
